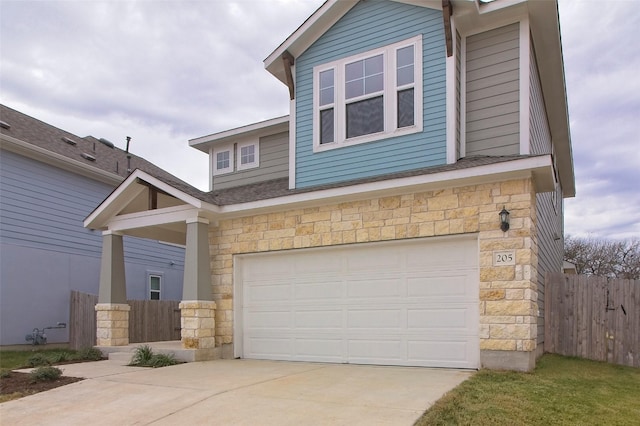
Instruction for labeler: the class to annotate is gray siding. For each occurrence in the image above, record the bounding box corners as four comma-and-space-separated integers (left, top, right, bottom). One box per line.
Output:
465, 23, 520, 156
529, 40, 551, 155
456, 30, 461, 159
529, 37, 562, 349
213, 131, 289, 190
535, 186, 563, 350
0, 151, 185, 345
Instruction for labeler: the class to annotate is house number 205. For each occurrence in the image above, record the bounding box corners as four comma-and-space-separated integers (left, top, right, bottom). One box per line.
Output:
493, 250, 516, 266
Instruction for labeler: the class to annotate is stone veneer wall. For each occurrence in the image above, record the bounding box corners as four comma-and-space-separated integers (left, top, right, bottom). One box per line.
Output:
208, 178, 539, 368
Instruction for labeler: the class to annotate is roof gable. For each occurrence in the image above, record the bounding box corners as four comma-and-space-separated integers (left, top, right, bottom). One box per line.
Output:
264, 0, 442, 85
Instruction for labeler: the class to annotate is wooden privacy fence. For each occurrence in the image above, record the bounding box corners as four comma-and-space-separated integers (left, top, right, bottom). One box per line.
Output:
69, 291, 181, 350
545, 273, 639, 368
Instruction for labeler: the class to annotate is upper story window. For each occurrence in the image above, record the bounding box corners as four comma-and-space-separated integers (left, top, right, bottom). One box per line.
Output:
313, 35, 423, 152
237, 140, 259, 170
213, 145, 234, 175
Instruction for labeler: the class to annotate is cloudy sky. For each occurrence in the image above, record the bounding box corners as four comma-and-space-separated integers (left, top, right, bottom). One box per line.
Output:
1, 0, 638, 240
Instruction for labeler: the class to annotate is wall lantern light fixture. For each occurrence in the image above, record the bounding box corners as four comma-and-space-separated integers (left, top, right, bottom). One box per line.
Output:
499, 206, 510, 232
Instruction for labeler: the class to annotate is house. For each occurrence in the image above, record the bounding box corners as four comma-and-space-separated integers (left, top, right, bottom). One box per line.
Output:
0, 105, 186, 346
85, 0, 574, 371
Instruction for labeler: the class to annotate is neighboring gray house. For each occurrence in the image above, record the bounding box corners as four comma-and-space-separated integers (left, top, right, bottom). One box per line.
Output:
0, 104, 187, 346
87, 0, 574, 372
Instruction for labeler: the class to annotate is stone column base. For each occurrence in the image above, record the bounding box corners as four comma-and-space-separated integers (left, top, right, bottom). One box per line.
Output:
95, 303, 130, 346
179, 300, 216, 349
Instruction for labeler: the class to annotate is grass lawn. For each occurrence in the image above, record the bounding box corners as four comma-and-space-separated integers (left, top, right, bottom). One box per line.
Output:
0, 349, 80, 371
1, 348, 103, 403
415, 354, 640, 425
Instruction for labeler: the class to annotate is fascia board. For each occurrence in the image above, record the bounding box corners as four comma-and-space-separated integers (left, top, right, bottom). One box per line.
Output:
264, 0, 443, 85
264, 0, 358, 84
107, 205, 203, 232
84, 170, 214, 229
1, 133, 123, 185
189, 116, 289, 153
215, 155, 555, 218
527, 0, 575, 197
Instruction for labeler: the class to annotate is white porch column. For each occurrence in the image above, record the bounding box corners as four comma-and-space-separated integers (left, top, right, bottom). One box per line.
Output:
96, 231, 130, 346
180, 217, 215, 349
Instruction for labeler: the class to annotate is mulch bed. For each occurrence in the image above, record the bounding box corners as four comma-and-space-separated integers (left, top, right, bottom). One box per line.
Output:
1, 371, 83, 397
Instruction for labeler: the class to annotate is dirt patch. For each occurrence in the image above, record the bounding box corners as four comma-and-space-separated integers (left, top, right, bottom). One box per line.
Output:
1, 371, 83, 401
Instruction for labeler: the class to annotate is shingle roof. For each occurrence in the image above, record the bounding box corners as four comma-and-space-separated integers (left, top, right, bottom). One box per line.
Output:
147, 154, 538, 206
1, 104, 544, 210
0, 104, 197, 192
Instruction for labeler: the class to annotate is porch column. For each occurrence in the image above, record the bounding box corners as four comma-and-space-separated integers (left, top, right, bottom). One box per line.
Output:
180, 217, 216, 349
95, 231, 130, 346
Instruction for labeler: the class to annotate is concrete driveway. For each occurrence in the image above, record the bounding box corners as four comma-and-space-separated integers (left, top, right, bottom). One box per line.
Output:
1, 359, 472, 425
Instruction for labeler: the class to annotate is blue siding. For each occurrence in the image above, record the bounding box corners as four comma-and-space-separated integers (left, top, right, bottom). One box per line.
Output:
0, 151, 185, 345
295, 1, 446, 188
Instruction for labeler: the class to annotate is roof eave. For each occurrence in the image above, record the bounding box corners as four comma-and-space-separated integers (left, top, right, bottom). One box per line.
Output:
189, 115, 290, 153
1, 133, 123, 185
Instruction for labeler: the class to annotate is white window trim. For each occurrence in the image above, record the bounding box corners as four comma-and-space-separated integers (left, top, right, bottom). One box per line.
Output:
212, 144, 234, 176
237, 139, 259, 170
148, 272, 162, 301
312, 35, 423, 153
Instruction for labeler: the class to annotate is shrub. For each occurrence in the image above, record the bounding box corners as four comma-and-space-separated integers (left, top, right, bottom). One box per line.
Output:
77, 347, 104, 361
30, 366, 62, 383
49, 352, 71, 363
0, 369, 11, 379
129, 345, 154, 366
149, 354, 179, 368
26, 354, 51, 367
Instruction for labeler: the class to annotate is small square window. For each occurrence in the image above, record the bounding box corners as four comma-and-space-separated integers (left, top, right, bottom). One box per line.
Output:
237, 141, 259, 170
212, 145, 234, 175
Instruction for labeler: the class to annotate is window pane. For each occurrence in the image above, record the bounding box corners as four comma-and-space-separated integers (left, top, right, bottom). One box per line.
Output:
397, 88, 414, 128
365, 54, 384, 75
320, 108, 334, 144
365, 74, 383, 94
241, 145, 255, 165
319, 70, 334, 106
346, 96, 384, 138
345, 60, 363, 82
397, 64, 414, 86
397, 46, 414, 68
397, 45, 414, 86
319, 69, 334, 89
345, 80, 363, 99
150, 292, 160, 300
150, 276, 160, 291
320, 87, 334, 106
216, 151, 229, 169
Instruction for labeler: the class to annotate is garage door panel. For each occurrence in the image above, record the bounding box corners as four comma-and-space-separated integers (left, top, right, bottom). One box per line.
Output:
294, 253, 342, 274
294, 281, 343, 300
348, 339, 404, 361
347, 308, 403, 329
248, 337, 293, 358
294, 310, 343, 329
246, 283, 291, 303
407, 307, 473, 330
408, 340, 474, 366
239, 237, 479, 368
246, 311, 291, 329
347, 278, 403, 298
346, 250, 403, 271
295, 339, 343, 358
407, 273, 474, 297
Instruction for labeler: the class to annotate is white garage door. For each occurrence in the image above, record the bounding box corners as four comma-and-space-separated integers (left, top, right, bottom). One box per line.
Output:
235, 236, 479, 369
